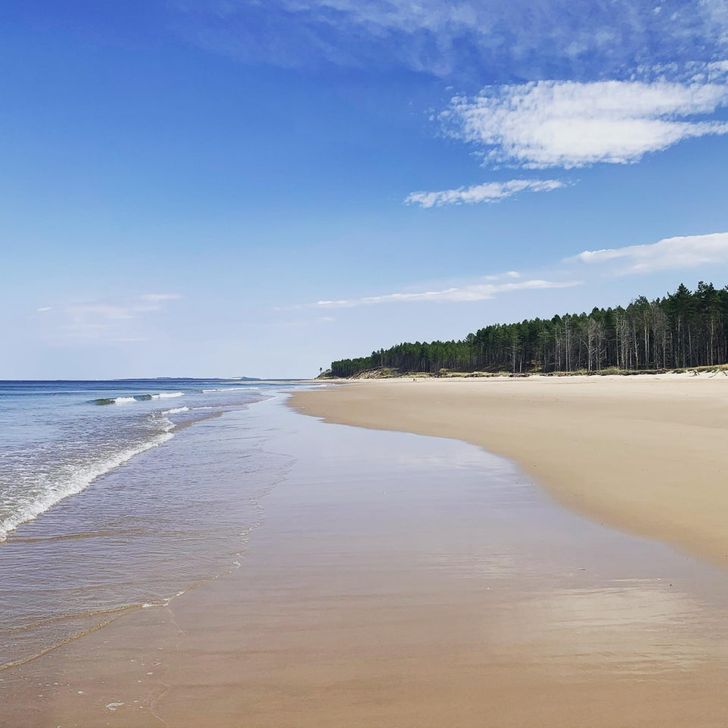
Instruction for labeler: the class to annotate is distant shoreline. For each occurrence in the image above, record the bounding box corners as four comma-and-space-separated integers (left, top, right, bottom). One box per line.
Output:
318, 363, 728, 380
292, 373, 728, 566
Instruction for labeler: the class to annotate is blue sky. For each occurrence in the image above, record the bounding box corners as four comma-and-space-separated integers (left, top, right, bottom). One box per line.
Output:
3, 0, 728, 378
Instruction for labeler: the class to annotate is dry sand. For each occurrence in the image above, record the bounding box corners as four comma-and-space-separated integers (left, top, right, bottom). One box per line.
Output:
292, 374, 728, 565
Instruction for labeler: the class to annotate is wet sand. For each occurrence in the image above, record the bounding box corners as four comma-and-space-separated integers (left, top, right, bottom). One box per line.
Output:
292, 374, 728, 566
4, 396, 728, 726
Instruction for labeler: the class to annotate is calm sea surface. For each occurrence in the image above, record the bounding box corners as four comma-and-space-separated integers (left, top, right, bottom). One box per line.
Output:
0, 379, 311, 668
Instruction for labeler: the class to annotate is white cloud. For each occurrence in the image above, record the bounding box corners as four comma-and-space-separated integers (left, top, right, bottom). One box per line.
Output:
175, 2, 728, 79
306, 229, 728, 313
484, 271, 521, 281
277, 315, 337, 328
64, 294, 182, 321
36, 306, 53, 313
569, 232, 728, 274
66, 303, 136, 320
42, 294, 183, 343
701, 0, 728, 44
140, 293, 182, 303
405, 179, 565, 207
443, 78, 728, 168
315, 278, 581, 308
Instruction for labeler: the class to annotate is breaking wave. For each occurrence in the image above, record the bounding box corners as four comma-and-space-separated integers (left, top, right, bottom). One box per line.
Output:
0, 431, 174, 542
92, 392, 184, 405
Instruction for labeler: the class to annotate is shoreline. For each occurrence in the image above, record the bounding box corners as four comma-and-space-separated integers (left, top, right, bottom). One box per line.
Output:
291, 374, 728, 566
6, 395, 728, 727
318, 364, 728, 380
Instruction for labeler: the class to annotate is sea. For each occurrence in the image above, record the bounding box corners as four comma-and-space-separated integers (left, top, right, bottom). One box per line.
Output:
0, 378, 312, 669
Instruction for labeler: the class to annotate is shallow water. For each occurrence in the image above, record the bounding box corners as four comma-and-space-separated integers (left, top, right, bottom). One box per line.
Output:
0, 381, 310, 668
0, 379, 292, 541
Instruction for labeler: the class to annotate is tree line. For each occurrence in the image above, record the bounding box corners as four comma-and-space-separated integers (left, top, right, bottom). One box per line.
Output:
328, 283, 728, 377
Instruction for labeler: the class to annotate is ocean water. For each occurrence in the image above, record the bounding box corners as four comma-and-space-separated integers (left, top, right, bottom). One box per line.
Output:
0, 379, 310, 668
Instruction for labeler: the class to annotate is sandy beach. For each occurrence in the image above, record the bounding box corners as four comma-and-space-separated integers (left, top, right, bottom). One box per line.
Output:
292, 374, 728, 566
5, 391, 728, 726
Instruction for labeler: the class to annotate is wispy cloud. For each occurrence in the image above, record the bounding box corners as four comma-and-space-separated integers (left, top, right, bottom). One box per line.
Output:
64, 293, 182, 321
569, 232, 728, 274
307, 229, 728, 312
41, 293, 182, 343
405, 179, 565, 207
315, 278, 581, 308
277, 315, 337, 328
173, 1, 728, 79
701, 0, 728, 44
66, 303, 136, 321
140, 293, 182, 304
442, 76, 728, 169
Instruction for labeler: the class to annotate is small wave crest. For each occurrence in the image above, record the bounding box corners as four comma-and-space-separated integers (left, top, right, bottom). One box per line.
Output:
201, 387, 244, 393
162, 406, 189, 415
92, 392, 185, 405
92, 396, 137, 405
0, 431, 174, 542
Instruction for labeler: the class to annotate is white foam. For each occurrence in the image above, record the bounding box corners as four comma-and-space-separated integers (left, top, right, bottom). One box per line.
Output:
0, 431, 174, 542
113, 396, 136, 404
152, 392, 184, 399
162, 406, 189, 415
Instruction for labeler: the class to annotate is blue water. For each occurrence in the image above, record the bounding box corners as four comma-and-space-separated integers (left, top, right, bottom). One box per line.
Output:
0, 378, 313, 668
0, 379, 299, 540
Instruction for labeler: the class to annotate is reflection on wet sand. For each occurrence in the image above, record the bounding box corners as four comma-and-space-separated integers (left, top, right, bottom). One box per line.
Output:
3, 397, 728, 727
